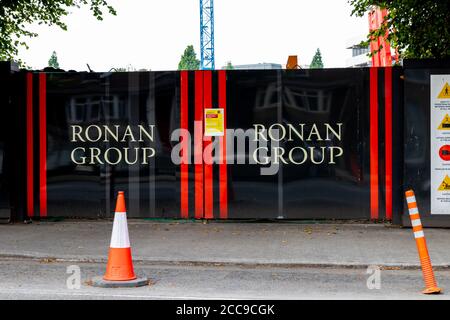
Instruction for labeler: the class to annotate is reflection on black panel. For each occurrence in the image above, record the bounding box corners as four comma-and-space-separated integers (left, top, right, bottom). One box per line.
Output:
47, 72, 177, 218
282, 69, 368, 219
226, 71, 280, 218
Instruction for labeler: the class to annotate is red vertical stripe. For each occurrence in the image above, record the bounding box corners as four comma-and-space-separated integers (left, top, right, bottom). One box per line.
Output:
368, 10, 381, 67
180, 71, 189, 218
377, 9, 392, 67
26, 73, 34, 218
203, 71, 213, 219
384, 67, 392, 220
39, 73, 47, 217
370, 67, 379, 220
218, 70, 228, 219
194, 71, 204, 219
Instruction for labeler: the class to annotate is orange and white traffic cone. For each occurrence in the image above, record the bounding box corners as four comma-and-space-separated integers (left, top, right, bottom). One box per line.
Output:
405, 190, 442, 294
91, 191, 148, 288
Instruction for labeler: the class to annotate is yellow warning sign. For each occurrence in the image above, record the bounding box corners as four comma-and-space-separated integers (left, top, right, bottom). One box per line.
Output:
438, 82, 450, 99
438, 175, 450, 191
438, 114, 450, 130
204, 108, 224, 136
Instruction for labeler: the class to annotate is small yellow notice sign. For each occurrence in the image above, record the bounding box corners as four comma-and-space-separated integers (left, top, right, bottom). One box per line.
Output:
204, 108, 224, 136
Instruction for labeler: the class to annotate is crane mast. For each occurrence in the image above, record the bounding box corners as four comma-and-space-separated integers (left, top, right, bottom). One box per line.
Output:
200, 0, 215, 70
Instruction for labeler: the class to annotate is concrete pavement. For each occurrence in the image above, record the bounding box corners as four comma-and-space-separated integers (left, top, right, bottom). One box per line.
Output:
0, 220, 449, 268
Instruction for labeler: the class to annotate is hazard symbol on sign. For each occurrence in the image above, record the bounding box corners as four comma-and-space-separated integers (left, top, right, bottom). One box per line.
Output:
439, 145, 450, 161
438, 175, 450, 191
438, 82, 450, 99
437, 114, 450, 130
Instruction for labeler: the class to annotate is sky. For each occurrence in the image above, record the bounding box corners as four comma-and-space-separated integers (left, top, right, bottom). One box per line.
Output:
18, 0, 368, 72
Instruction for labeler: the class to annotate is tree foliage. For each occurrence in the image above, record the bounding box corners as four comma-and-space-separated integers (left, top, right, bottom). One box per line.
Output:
178, 45, 200, 70
349, 0, 450, 59
0, 0, 116, 64
310, 48, 324, 68
225, 61, 234, 70
48, 51, 60, 69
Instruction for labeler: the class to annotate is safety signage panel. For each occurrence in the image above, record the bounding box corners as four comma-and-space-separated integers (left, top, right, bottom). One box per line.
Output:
431, 75, 450, 214
204, 108, 224, 136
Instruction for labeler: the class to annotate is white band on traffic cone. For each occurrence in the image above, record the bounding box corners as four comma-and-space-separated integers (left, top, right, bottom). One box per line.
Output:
110, 212, 131, 248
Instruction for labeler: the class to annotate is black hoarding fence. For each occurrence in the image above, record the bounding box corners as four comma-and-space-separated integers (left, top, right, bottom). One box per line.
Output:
0, 62, 20, 220
2, 60, 439, 226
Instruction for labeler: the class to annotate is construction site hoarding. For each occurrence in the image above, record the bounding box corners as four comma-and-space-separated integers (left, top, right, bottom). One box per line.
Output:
1, 67, 407, 223
2, 60, 450, 226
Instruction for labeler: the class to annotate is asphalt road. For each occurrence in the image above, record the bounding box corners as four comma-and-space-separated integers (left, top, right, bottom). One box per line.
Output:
0, 259, 449, 300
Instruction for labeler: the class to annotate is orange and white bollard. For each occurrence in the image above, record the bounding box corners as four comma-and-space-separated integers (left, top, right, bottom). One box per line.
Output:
405, 190, 442, 294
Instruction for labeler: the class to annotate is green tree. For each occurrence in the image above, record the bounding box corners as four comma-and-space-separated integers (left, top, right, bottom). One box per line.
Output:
178, 45, 200, 70
349, 0, 450, 59
0, 1, 116, 64
48, 51, 60, 69
310, 48, 324, 68
225, 61, 234, 70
